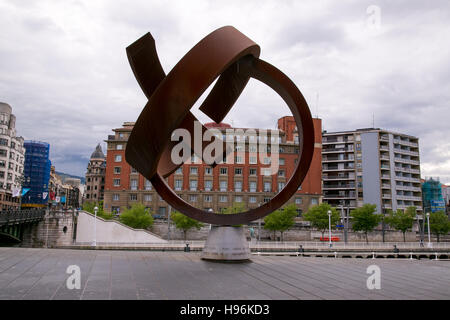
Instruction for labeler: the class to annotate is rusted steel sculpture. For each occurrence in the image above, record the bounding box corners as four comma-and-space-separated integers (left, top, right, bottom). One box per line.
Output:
125, 26, 314, 225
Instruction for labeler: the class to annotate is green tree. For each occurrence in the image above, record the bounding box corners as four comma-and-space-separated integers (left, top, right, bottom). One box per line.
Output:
220, 202, 245, 227
171, 211, 204, 240
263, 203, 298, 241
221, 202, 246, 214
119, 203, 154, 229
385, 206, 416, 242
426, 211, 450, 242
303, 203, 340, 238
350, 204, 382, 244
82, 200, 113, 220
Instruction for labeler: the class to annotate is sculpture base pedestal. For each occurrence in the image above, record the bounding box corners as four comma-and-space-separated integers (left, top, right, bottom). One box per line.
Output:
201, 226, 250, 262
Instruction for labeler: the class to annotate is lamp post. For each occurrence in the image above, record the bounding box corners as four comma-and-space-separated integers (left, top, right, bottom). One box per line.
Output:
167, 205, 172, 241
417, 214, 424, 247
327, 210, 332, 248
208, 208, 213, 230
258, 202, 262, 241
426, 212, 432, 248
93, 206, 98, 247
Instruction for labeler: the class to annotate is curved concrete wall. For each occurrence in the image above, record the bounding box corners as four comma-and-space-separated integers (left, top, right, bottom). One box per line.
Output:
75, 210, 166, 243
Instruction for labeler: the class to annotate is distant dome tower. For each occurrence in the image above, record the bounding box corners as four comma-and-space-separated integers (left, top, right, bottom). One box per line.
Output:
0, 102, 25, 210
85, 144, 106, 203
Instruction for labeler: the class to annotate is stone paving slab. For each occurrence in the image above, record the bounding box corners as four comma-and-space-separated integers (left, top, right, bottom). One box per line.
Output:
0, 247, 448, 300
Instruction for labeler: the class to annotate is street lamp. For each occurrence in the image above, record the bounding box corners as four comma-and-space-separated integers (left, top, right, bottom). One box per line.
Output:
327, 210, 332, 248
93, 206, 98, 247
208, 208, 213, 230
426, 212, 432, 248
167, 205, 172, 241
257, 202, 263, 241
416, 214, 424, 247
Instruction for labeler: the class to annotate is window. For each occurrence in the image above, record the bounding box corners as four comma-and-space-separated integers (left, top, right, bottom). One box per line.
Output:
234, 181, 242, 192
249, 145, 257, 152
204, 195, 212, 202
158, 207, 166, 216
0, 149, 7, 157
249, 156, 257, 164
131, 167, 137, 174
175, 167, 182, 174
220, 167, 228, 175
249, 196, 257, 203
263, 197, 271, 203
278, 182, 285, 191
249, 168, 257, 176
278, 170, 285, 177
205, 167, 212, 175
189, 195, 197, 202
204, 180, 212, 191
279, 158, 285, 165
235, 196, 242, 203
144, 180, 152, 190
298, 185, 302, 191
249, 181, 257, 192
119, 133, 124, 138
189, 180, 197, 191
130, 179, 138, 190
235, 168, 242, 175
114, 167, 121, 174
220, 180, 227, 191
262, 168, 271, 176
130, 194, 138, 201
264, 182, 271, 192
263, 157, 271, 164
235, 156, 243, 164
116, 144, 123, 150
144, 194, 152, 202
113, 179, 120, 186
113, 194, 120, 201
295, 197, 302, 204
219, 195, 228, 202
190, 167, 198, 175
311, 198, 319, 205
0, 160, 5, 168
114, 155, 122, 162
175, 179, 182, 191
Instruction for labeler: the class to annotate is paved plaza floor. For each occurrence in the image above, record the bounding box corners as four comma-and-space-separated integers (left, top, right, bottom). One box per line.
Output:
0, 247, 449, 300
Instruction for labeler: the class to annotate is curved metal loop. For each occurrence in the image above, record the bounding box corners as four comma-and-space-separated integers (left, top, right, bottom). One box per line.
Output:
125, 26, 314, 225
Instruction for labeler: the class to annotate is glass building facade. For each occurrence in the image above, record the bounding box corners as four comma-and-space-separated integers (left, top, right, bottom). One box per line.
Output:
21, 141, 51, 208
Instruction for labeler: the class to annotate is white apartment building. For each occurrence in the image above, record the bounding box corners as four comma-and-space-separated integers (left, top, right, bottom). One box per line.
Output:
0, 102, 26, 209
322, 128, 422, 214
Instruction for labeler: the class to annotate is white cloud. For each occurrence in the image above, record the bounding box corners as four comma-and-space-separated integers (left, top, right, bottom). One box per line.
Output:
0, 0, 449, 183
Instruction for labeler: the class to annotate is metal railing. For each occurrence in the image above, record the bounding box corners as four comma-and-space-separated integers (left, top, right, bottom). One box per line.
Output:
0, 209, 46, 226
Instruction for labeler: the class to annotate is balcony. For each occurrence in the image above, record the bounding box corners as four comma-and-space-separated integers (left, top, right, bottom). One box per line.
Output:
393, 138, 418, 148
382, 194, 391, 199
322, 174, 355, 180
323, 184, 356, 190
322, 156, 354, 162
322, 147, 354, 153
380, 145, 389, 151
382, 183, 391, 189
394, 148, 419, 157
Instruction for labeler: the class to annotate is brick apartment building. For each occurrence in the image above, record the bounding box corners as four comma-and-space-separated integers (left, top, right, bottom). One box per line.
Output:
103, 116, 322, 217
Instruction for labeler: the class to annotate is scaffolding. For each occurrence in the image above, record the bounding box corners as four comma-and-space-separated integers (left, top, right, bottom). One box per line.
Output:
22, 141, 51, 208
422, 177, 444, 213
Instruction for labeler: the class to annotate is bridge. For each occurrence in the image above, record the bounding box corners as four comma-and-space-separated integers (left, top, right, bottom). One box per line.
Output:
0, 209, 45, 243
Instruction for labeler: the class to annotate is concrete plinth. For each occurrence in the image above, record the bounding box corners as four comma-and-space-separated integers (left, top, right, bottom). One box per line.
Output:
201, 226, 250, 262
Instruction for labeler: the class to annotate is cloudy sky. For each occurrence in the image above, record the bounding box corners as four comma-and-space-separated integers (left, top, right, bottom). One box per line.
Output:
0, 0, 449, 183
